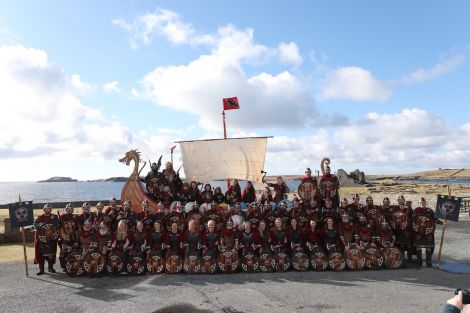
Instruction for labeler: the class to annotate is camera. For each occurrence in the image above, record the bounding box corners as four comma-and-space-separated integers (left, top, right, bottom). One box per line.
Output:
455, 289, 470, 304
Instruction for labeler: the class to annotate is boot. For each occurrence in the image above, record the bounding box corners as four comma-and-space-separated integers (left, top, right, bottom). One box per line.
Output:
416, 250, 423, 266
37, 260, 45, 275
59, 256, 66, 271
48, 259, 56, 273
425, 249, 433, 267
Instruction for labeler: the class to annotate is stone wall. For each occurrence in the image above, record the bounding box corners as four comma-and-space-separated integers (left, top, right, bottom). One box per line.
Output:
1, 218, 34, 243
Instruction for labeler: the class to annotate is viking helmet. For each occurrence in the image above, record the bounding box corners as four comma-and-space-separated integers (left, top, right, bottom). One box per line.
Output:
43, 204, 52, 211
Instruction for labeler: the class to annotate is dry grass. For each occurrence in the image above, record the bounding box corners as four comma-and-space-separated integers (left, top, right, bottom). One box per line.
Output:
0, 243, 35, 263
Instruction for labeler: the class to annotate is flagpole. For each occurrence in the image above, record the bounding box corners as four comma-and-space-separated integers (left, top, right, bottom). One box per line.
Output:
436, 187, 451, 268
18, 194, 29, 277
222, 110, 227, 139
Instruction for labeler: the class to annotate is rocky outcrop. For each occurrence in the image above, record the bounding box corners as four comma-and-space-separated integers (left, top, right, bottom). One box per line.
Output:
337, 169, 366, 186
38, 176, 77, 183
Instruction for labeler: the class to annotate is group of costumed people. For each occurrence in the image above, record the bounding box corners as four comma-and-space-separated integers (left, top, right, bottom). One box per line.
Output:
33, 158, 445, 277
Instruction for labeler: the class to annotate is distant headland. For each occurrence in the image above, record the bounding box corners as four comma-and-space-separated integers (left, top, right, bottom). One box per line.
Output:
38, 176, 78, 183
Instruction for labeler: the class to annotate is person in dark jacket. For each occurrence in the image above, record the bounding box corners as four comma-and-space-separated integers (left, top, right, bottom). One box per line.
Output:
442, 290, 466, 313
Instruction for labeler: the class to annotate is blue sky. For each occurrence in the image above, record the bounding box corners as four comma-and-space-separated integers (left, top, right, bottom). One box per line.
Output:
0, 1, 469, 181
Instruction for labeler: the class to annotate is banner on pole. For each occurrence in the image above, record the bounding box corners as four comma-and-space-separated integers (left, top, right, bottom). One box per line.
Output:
223, 97, 240, 110
8, 201, 34, 228
435, 195, 461, 222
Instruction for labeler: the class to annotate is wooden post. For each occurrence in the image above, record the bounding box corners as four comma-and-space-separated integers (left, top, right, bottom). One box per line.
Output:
436, 187, 451, 268
18, 194, 29, 277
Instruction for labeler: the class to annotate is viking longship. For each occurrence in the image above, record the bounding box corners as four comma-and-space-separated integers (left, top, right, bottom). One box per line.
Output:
119, 137, 271, 213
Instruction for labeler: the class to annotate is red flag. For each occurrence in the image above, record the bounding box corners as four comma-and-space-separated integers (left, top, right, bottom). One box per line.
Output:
223, 97, 240, 110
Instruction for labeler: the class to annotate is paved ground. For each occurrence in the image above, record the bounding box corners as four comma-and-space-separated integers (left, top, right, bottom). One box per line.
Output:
1, 217, 469, 313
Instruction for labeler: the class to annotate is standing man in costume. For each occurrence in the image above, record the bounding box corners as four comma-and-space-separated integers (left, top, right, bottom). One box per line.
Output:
58, 203, 79, 272
318, 158, 340, 208
33, 204, 60, 275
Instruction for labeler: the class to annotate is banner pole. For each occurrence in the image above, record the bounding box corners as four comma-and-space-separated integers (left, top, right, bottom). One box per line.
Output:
18, 194, 29, 277
436, 187, 451, 268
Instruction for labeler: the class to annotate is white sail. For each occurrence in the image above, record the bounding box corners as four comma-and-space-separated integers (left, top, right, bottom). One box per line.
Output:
177, 137, 269, 182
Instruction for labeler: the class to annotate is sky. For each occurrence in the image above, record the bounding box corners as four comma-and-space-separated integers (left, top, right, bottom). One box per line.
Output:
0, 1, 469, 182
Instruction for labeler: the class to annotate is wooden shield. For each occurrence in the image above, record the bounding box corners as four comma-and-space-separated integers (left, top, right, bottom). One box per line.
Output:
345, 247, 366, 271
328, 251, 346, 271
184, 252, 201, 274
83, 251, 106, 276
274, 252, 290, 272
412, 216, 435, 235
241, 251, 259, 272
65, 251, 84, 277
383, 246, 404, 269
291, 247, 310, 271
217, 250, 239, 273
106, 251, 124, 275
200, 255, 217, 274
165, 252, 183, 274
364, 247, 384, 270
127, 254, 145, 275
309, 251, 328, 271
258, 250, 275, 272
146, 254, 164, 274
298, 181, 317, 201
391, 211, 409, 231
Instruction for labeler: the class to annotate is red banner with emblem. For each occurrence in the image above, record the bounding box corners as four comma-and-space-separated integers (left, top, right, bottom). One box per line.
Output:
223, 97, 240, 110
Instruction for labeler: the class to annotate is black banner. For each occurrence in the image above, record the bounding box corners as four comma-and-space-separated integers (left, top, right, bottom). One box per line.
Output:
8, 201, 34, 228
435, 195, 461, 222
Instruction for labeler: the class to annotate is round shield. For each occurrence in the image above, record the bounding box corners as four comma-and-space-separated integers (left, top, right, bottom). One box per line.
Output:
328, 251, 346, 271
291, 247, 309, 271
391, 211, 409, 231
274, 252, 290, 272
241, 252, 259, 272
127, 254, 145, 275
38, 223, 59, 243
142, 217, 155, 232
200, 255, 217, 274
345, 247, 366, 271
412, 215, 435, 235
65, 251, 84, 277
184, 252, 201, 274
364, 247, 384, 270
146, 254, 164, 274
309, 251, 328, 271
298, 181, 317, 201
217, 250, 239, 273
83, 251, 106, 276
106, 251, 124, 275
60, 220, 77, 242
383, 246, 404, 269
165, 252, 183, 274
258, 251, 275, 272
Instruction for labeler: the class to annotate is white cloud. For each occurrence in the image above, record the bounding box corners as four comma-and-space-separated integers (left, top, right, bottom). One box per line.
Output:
278, 42, 302, 66
401, 53, 464, 84
264, 108, 469, 175
102, 80, 121, 93
319, 66, 392, 102
0, 44, 139, 163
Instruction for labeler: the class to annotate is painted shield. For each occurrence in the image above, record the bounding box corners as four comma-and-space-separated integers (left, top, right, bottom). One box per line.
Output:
298, 181, 317, 202
83, 251, 106, 276
127, 254, 145, 275
200, 255, 217, 274
184, 252, 201, 274
38, 223, 59, 243
412, 216, 435, 235
106, 251, 124, 275
345, 247, 366, 271
309, 251, 328, 271
274, 252, 290, 272
328, 251, 346, 271
364, 247, 384, 270
291, 247, 310, 271
65, 251, 84, 277
241, 251, 259, 272
258, 251, 275, 273
165, 252, 183, 274
146, 254, 164, 274
217, 250, 239, 273
391, 211, 409, 231
383, 246, 404, 269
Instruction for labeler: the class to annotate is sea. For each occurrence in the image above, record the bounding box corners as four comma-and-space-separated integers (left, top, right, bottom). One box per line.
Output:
0, 180, 304, 204
1, 178, 470, 205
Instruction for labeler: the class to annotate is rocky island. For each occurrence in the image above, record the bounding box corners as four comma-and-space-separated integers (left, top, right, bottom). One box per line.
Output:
38, 176, 78, 183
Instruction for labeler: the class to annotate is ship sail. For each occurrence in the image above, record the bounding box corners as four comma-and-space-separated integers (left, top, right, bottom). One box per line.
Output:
176, 137, 270, 182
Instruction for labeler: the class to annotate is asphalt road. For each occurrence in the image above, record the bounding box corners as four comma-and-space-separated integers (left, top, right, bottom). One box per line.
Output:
1, 217, 469, 313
